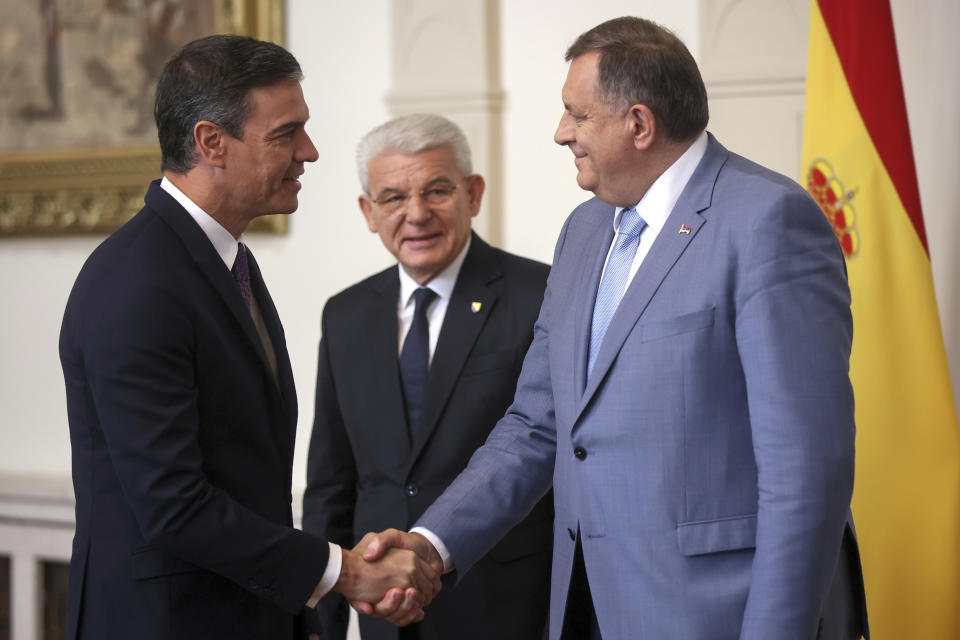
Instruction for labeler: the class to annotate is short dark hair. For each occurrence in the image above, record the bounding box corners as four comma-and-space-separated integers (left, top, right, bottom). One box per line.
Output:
565, 16, 708, 142
155, 34, 303, 173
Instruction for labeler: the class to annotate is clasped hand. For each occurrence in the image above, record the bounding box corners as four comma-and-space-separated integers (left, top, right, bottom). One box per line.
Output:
332, 529, 443, 627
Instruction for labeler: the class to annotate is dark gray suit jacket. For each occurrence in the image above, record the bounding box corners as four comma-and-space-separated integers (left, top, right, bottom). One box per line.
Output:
303, 233, 553, 640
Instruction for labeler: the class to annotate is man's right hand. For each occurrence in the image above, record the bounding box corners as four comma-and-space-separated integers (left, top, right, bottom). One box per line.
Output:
348, 529, 444, 625
332, 529, 442, 626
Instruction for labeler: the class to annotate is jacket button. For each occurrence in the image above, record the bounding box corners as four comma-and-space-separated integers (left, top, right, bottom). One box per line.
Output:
573, 446, 587, 460
406, 484, 419, 497
567, 528, 576, 541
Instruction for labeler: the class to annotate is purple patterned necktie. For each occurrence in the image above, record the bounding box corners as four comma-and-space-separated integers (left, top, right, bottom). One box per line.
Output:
231, 242, 253, 309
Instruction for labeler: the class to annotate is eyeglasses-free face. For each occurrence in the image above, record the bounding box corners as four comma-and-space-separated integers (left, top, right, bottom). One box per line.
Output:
359, 146, 485, 285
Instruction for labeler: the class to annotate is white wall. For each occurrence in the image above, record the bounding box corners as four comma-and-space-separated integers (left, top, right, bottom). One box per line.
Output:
0, 0, 955, 496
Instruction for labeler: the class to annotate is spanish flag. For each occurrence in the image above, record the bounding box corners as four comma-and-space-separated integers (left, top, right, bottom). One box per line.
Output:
801, 1, 960, 637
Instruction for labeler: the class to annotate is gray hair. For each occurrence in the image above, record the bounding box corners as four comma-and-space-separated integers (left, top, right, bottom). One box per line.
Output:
356, 114, 473, 194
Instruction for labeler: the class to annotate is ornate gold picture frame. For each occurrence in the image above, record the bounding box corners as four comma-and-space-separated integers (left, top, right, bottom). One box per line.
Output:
0, 0, 286, 236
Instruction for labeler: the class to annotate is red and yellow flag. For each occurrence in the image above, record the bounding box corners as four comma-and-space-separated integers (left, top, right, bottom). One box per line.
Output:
802, 1, 960, 637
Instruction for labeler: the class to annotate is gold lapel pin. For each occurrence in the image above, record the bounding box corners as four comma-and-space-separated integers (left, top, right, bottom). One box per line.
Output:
471, 301, 483, 313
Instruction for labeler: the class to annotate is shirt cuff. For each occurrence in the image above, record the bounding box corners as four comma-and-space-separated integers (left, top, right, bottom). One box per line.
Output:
306, 542, 342, 608
410, 526, 454, 574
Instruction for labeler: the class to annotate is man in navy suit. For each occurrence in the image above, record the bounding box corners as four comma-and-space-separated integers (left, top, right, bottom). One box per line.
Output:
361, 16, 869, 640
59, 35, 438, 640
303, 114, 552, 640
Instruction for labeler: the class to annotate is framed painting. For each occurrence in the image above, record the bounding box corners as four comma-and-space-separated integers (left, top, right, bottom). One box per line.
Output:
0, 0, 287, 235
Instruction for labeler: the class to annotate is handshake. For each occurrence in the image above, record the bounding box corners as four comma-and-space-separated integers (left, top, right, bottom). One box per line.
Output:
332, 529, 443, 627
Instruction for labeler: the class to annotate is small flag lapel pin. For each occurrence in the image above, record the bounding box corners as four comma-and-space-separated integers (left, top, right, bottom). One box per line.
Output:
678, 224, 691, 235
471, 301, 483, 313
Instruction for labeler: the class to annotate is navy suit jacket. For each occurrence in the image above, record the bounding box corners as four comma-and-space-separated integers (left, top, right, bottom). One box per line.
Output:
418, 135, 869, 639
303, 234, 553, 640
60, 180, 328, 640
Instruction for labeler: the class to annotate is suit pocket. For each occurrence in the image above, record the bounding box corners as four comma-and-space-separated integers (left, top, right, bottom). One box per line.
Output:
131, 547, 200, 580
639, 307, 715, 343
676, 513, 757, 556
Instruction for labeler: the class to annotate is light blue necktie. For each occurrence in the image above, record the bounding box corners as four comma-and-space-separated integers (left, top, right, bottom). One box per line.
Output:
588, 208, 647, 375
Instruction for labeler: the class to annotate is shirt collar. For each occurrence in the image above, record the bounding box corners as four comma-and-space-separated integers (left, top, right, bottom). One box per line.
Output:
398, 235, 472, 309
613, 130, 709, 233
161, 176, 241, 269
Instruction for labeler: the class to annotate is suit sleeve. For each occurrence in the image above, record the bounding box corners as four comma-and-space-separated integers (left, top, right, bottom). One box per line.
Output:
734, 189, 855, 638
302, 309, 356, 640
415, 218, 571, 577
78, 267, 329, 615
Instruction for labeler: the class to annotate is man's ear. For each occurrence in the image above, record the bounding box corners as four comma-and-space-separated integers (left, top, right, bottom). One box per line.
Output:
194, 120, 226, 168
464, 174, 486, 216
627, 104, 656, 151
358, 195, 378, 232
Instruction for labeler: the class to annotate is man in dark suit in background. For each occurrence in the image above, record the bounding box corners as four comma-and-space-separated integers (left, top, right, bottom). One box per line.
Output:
59, 35, 438, 640
303, 114, 552, 640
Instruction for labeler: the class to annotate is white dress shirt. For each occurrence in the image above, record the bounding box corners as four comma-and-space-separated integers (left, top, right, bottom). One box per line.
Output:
397, 236, 472, 359
161, 177, 239, 268
601, 130, 708, 285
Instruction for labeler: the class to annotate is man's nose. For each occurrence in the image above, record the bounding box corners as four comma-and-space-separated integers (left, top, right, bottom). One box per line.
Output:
404, 192, 431, 223
554, 112, 574, 146
297, 129, 319, 162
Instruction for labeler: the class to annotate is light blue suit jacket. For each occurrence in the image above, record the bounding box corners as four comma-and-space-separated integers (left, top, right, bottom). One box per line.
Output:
417, 134, 868, 639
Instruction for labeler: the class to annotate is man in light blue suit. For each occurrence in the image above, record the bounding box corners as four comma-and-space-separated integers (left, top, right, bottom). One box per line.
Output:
359, 16, 868, 639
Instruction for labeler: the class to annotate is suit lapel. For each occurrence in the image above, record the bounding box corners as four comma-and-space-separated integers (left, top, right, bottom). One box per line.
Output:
573, 136, 729, 424
146, 182, 294, 456
367, 270, 413, 458
409, 236, 499, 463
146, 182, 275, 382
